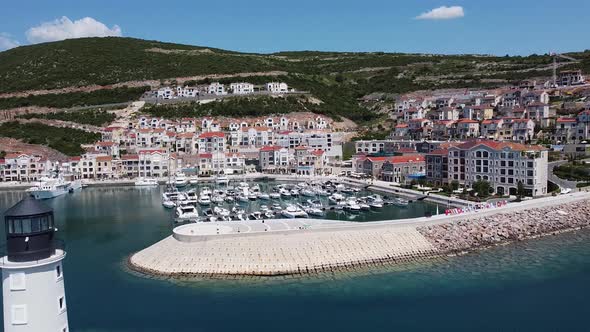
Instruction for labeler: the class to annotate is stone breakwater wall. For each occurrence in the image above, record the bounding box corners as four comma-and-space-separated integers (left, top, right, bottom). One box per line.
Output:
418, 200, 590, 253
129, 226, 438, 277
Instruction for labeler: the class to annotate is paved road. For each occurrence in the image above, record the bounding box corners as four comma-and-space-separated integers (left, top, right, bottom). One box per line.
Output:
548, 160, 580, 190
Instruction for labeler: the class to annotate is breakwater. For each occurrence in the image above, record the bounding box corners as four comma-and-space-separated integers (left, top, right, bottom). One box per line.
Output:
418, 199, 590, 253
129, 193, 590, 278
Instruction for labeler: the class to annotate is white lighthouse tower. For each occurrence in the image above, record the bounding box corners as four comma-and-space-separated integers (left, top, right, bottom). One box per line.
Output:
0, 196, 69, 332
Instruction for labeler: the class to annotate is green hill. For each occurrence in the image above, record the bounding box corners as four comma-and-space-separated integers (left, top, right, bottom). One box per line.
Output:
0, 37, 588, 123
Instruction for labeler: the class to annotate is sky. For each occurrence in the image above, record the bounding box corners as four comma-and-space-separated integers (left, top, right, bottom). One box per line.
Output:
1, 0, 589, 55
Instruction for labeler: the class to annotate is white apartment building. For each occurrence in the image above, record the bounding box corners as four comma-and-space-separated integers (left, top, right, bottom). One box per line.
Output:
447, 140, 548, 197
230, 82, 255, 95
1, 154, 51, 182
208, 82, 227, 95
176, 86, 198, 98
266, 82, 289, 93
198, 132, 226, 154
156, 87, 174, 99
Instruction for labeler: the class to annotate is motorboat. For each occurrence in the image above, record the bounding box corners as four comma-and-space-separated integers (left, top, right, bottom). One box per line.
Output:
27, 176, 71, 200
270, 192, 281, 199
184, 190, 199, 205
213, 206, 231, 218
281, 205, 309, 218
134, 178, 159, 187
162, 200, 176, 209
211, 195, 225, 204
176, 205, 199, 219
301, 189, 316, 197
290, 189, 300, 197
259, 193, 270, 200
328, 193, 346, 205
248, 193, 258, 201
237, 195, 249, 203
304, 206, 324, 217
198, 194, 211, 206
189, 176, 199, 185
279, 188, 291, 198
392, 197, 409, 207
344, 199, 361, 213
216, 175, 229, 185
174, 173, 189, 187
248, 211, 263, 220
366, 194, 384, 209
200, 187, 212, 196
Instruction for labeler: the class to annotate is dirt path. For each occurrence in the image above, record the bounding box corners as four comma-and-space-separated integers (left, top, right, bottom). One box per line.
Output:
0, 71, 289, 99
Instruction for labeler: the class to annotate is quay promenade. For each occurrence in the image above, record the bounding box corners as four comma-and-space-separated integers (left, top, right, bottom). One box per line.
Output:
129, 191, 590, 277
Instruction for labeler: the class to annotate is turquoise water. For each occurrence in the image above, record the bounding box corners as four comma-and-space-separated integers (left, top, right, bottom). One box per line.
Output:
1, 186, 589, 331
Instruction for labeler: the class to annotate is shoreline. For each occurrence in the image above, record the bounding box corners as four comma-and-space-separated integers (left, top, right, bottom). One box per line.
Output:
127, 192, 590, 279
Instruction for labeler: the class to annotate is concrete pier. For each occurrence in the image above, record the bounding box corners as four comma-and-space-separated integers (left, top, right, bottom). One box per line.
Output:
129, 192, 590, 278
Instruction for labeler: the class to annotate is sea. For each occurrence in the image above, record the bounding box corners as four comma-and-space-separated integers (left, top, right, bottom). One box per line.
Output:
0, 185, 588, 332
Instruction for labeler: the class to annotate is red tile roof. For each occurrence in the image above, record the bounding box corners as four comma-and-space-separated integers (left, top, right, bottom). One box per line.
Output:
259, 146, 282, 152
557, 117, 576, 123
199, 132, 225, 139
389, 155, 425, 163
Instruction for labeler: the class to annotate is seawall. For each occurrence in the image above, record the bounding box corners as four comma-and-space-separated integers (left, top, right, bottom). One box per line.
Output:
128, 192, 590, 278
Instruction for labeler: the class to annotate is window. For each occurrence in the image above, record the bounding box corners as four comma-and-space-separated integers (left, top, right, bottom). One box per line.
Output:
9, 272, 26, 291
58, 296, 66, 314
11, 305, 27, 325
56, 265, 62, 281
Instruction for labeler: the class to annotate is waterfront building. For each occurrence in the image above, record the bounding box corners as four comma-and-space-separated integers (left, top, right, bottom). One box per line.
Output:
1, 154, 50, 183
425, 149, 449, 186
156, 87, 174, 99
380, 155, 426, 184
447, 140, 548, 197
258, 146, 290, 174
1, 197, 69, 332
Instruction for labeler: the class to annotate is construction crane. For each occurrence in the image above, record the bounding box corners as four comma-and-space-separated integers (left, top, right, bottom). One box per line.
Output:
550, 52, 580, 87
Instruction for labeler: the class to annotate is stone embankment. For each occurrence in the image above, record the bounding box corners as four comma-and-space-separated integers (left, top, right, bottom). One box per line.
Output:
418, 199, 590, 253
129, 194, 590, 279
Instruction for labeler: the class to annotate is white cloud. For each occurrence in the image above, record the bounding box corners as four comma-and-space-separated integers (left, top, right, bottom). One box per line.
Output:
26, 16, 122, 44
0, 33, 20, 51
416, 6, 465, 20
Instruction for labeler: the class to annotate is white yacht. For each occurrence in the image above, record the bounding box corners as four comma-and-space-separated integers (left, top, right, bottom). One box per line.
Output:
259, 193, 270, 200
281, 205, 309, 218
134, 178, 158, 187
344, 198, 361, 212
301, 189, 316, 197
189, 176, 199, 185
174, 173, 189, 187
27, 177, 71, 200
176, 205, 199, 219
279, 188, 292, 198
216, 175, 229, 185
198, 194, 211, 206
392, 197, 409, 207
328, 193, 346, 205
270, 192, 281, 199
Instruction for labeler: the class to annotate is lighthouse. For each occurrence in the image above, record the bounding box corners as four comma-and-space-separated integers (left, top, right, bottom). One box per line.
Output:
0, 196, 69, 332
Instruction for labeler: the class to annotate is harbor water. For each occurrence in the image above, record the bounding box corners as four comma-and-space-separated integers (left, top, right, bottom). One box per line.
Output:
0, 186, 589, 331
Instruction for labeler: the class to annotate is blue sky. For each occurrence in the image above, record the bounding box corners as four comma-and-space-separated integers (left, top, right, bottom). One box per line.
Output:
1, 0, 589, 55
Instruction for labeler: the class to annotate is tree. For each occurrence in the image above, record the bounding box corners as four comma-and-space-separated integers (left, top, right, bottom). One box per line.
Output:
472, 180, 491, 198
516, 181, 526, 200
450, 180, 460, 191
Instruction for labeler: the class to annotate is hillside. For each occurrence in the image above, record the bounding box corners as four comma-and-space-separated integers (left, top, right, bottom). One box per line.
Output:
0, 37, 589, 124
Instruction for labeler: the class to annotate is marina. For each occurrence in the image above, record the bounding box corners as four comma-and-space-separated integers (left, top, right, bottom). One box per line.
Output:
0, 186, 589, 331
157, 178, 438, 224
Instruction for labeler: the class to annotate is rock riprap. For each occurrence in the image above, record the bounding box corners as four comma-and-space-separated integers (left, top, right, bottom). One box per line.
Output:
418, 200, 590, 253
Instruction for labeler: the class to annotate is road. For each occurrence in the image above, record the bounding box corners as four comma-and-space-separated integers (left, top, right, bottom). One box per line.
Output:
548, 160, 580, 190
